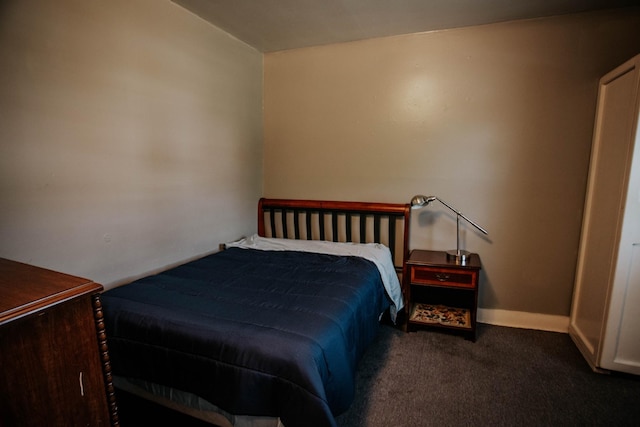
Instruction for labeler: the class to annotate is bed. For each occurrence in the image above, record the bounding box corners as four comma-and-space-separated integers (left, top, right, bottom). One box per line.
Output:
101, 198, 410, 427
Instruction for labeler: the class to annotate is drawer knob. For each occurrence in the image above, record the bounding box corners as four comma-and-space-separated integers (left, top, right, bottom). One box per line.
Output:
435, 273, 450, 281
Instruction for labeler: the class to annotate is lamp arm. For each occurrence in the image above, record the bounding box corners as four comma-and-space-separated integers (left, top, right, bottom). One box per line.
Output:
435, 197, 488, 235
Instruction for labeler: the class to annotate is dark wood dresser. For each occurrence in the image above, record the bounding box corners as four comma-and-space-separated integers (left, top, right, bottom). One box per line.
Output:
0, 258, 118, 426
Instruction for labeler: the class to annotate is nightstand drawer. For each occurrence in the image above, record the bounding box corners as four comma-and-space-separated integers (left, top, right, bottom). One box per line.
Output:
410, 266, 476, 289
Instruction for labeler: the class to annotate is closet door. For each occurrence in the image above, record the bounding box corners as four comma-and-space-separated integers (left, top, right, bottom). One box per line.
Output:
599, 60, 640, 373
569, 54, 640, 375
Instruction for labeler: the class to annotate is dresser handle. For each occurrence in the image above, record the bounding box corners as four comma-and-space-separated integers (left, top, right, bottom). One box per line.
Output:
79, 371, 84, 396
435, 274, 450, 281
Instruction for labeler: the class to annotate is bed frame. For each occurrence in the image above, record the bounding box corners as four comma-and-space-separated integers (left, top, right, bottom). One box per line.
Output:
115, 198, 412, 427
257, 198, 411, 274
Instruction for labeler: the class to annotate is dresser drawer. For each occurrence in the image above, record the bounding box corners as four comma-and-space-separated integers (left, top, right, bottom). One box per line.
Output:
410, 266, 476, 289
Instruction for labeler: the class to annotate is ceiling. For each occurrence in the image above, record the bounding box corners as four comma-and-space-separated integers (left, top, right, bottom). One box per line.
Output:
172, 0, 639, 52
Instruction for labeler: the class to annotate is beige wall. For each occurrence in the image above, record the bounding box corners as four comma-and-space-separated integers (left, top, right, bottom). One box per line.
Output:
0, 0, 263, 288
2, 1, 639, 318
264, 9, 640, 316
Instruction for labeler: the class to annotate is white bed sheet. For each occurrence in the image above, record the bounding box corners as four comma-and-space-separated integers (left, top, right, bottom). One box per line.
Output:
226, 234, 404, 322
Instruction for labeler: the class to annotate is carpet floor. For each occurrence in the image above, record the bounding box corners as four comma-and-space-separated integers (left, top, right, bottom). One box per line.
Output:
336, 324, 640, 426
115, 323, 640, 426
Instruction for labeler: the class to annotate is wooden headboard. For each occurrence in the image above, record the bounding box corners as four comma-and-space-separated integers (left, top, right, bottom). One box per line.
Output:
257, 198, 411, 273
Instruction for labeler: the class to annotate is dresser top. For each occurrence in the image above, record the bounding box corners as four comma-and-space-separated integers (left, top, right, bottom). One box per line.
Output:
0, 258, 102, 325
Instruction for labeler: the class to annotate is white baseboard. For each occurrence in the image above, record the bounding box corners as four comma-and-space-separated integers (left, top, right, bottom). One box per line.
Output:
477, 308, 570, 333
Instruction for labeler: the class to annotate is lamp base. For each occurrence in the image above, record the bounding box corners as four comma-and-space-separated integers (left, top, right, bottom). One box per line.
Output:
446, 249, 472, 265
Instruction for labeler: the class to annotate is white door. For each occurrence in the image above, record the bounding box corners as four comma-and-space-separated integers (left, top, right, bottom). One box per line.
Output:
599, 68, 640, 373
570, 55, 640, 375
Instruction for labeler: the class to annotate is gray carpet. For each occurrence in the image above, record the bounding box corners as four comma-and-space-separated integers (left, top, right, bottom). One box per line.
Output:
336, 324, 640, 427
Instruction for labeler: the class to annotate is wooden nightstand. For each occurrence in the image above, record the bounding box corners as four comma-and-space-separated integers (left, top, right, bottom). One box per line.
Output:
404, 249, 481, 341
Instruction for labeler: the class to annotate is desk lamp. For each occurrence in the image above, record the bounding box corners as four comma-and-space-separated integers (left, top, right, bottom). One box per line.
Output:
411, 195, 488, 264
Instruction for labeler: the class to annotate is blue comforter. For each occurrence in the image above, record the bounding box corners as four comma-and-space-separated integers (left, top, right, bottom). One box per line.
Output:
101, 247, 390, 427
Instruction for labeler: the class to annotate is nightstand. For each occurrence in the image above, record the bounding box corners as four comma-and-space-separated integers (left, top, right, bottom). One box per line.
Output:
404, 249, 481, 341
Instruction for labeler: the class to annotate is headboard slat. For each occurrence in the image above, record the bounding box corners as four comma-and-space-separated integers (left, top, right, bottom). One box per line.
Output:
305, 213, 312, 240
293, 209, 300, 239
374, 215, 381, 243
388, 217, 397, 260
281, 210, 288, 239
345, 213, 352, 242
269, 209, 277, 238
319, 211, 326, 240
